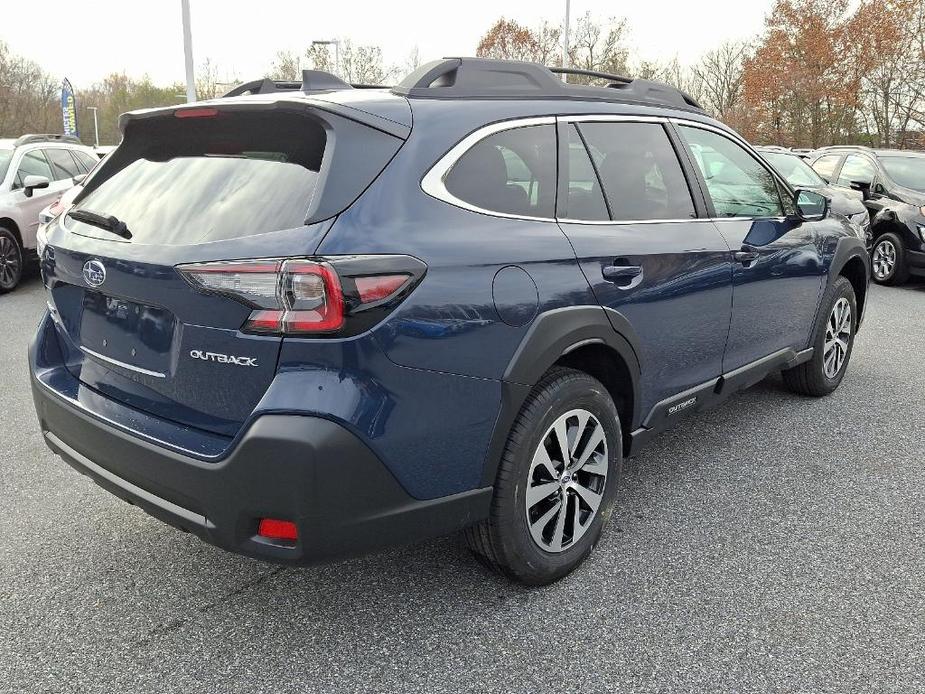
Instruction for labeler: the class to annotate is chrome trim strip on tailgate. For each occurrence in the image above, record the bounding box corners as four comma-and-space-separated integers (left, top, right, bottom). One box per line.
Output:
80, 346, 167, 379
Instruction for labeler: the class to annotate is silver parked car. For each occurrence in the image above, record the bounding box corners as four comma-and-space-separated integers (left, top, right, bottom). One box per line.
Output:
0, 134, 100, 292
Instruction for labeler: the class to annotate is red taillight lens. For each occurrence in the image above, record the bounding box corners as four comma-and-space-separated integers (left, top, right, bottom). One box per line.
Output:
257, 518, 298, 542
48, 196, 65, 217
177, 257, 422, 336
179, 259, 343, 335
355, 274, 410, 303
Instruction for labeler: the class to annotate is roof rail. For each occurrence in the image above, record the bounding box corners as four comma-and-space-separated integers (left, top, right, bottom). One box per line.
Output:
548, 66, 632, 85
814, 144, 873, 152
13, 133, 83, 147
221, 70, 389, 98
392, 58, 704, 111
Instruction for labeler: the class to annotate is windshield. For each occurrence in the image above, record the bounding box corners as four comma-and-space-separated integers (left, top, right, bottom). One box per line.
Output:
880, 155, 925, 192
0, 149, 13, 184
762, 151, 826, 188
72, 111, 325, 245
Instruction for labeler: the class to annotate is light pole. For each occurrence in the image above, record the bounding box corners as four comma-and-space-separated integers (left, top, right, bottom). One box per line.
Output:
311, 40, 340, 78
87, 106, 100, 147
181, 0, 196, 102
561, 0, 571, 82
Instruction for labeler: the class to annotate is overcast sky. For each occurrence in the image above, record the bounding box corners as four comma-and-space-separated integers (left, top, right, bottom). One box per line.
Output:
3, 0, 773, 87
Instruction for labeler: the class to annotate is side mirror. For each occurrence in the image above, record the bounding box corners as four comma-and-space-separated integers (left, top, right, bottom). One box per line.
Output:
849, 180, 872, 200
22, 175, 50, 198
794, 189, 829, 221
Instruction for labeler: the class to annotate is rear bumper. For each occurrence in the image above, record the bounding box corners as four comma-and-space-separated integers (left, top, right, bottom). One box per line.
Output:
31, 370, 491, 566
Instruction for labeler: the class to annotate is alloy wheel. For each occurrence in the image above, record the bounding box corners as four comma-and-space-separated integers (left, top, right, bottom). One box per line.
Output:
872, 239, 896, 281
0, 235, 21, 289
525, 408, 608, 553
823, 297, 852, 379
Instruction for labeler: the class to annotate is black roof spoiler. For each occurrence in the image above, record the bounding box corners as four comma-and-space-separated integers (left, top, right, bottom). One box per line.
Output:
14, 133, 83, 146
222, 70, 388, 98
391, 58, 704, 111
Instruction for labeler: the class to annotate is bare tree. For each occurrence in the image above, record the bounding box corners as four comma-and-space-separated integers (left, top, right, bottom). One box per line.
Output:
269, 50, 302, 81
567, 13, 630, 80
692, 41, 750, 120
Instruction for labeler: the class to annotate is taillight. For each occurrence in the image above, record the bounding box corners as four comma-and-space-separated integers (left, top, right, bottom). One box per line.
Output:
48, 196, 65, 217
177, 256, 424, 336
175, 107, 220, 119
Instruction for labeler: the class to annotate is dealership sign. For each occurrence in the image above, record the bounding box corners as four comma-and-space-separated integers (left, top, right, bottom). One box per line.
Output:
61, 78, 78, 137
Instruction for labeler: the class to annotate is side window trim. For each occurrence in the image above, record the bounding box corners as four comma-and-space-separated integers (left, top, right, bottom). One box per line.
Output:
421, 116, 559, 222
671, 119, 791, 220
572, 123, 612, 220
66, 149, 89, 175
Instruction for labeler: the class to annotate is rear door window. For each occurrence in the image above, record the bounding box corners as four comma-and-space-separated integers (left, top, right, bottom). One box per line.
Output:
72, 150, 99, 174
72, 111, 327, 245
443, 124, 557, 218
812, 154, 842, 183
579, 121, 695, 221
45, 148, 83, 180
837, 155, 877, 187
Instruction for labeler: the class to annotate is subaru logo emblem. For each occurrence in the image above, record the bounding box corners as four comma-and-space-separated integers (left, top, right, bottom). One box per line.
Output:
82, 259, 106, 288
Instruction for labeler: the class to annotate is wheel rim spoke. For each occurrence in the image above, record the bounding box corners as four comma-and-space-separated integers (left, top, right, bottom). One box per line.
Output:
529, 499, 562, 547
572, 480, 603, 514
572, 423, 604, 471
548, 499, 568, 551
526, 481, 560, 508
531, 446, 559, 481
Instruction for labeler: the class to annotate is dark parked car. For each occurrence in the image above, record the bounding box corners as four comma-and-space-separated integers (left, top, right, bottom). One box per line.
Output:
809, 146, 925, 284
757, 147, 871, 247
30, 59, 869, 585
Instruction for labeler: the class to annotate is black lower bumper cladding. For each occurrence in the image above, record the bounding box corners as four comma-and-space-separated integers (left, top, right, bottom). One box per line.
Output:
31, 375, 491, 565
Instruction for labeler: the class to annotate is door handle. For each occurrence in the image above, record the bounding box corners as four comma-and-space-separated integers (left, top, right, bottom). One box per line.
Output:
734, 246, 760, 266
602, 263, 643, 288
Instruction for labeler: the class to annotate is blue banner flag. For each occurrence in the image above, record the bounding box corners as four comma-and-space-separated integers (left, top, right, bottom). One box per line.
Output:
61, 78, 78, 137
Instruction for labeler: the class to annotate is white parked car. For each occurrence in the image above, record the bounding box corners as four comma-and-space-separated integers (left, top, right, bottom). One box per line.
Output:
0, 134, 100, 292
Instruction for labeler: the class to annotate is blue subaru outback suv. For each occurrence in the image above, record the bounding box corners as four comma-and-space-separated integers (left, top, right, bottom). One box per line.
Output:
30, 59, 870, 584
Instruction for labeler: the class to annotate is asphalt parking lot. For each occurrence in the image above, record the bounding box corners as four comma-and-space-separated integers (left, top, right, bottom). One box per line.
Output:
1, 271, 923, 694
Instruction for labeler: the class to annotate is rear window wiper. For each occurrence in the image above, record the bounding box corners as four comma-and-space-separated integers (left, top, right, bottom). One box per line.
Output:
67, 209, 132, 239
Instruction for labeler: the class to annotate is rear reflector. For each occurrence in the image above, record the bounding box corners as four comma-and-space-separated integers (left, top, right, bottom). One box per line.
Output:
257, 518, 298, 541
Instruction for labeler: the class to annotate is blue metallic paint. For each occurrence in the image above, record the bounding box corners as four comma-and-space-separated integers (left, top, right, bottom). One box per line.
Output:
31, 92, 867, 512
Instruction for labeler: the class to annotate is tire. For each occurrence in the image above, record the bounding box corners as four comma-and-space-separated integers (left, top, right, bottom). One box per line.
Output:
870, 232, 909, 285
0, 226, 24, 294
465, 367, 622, 586
782, 276, 857, 397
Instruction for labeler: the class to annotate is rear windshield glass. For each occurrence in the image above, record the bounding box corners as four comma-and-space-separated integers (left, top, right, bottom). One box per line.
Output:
880, 155, 925, 192
71, 111, 325, 244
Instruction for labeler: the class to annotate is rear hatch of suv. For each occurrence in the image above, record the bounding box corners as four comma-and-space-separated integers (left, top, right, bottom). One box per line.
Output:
42, 97, 407, 438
